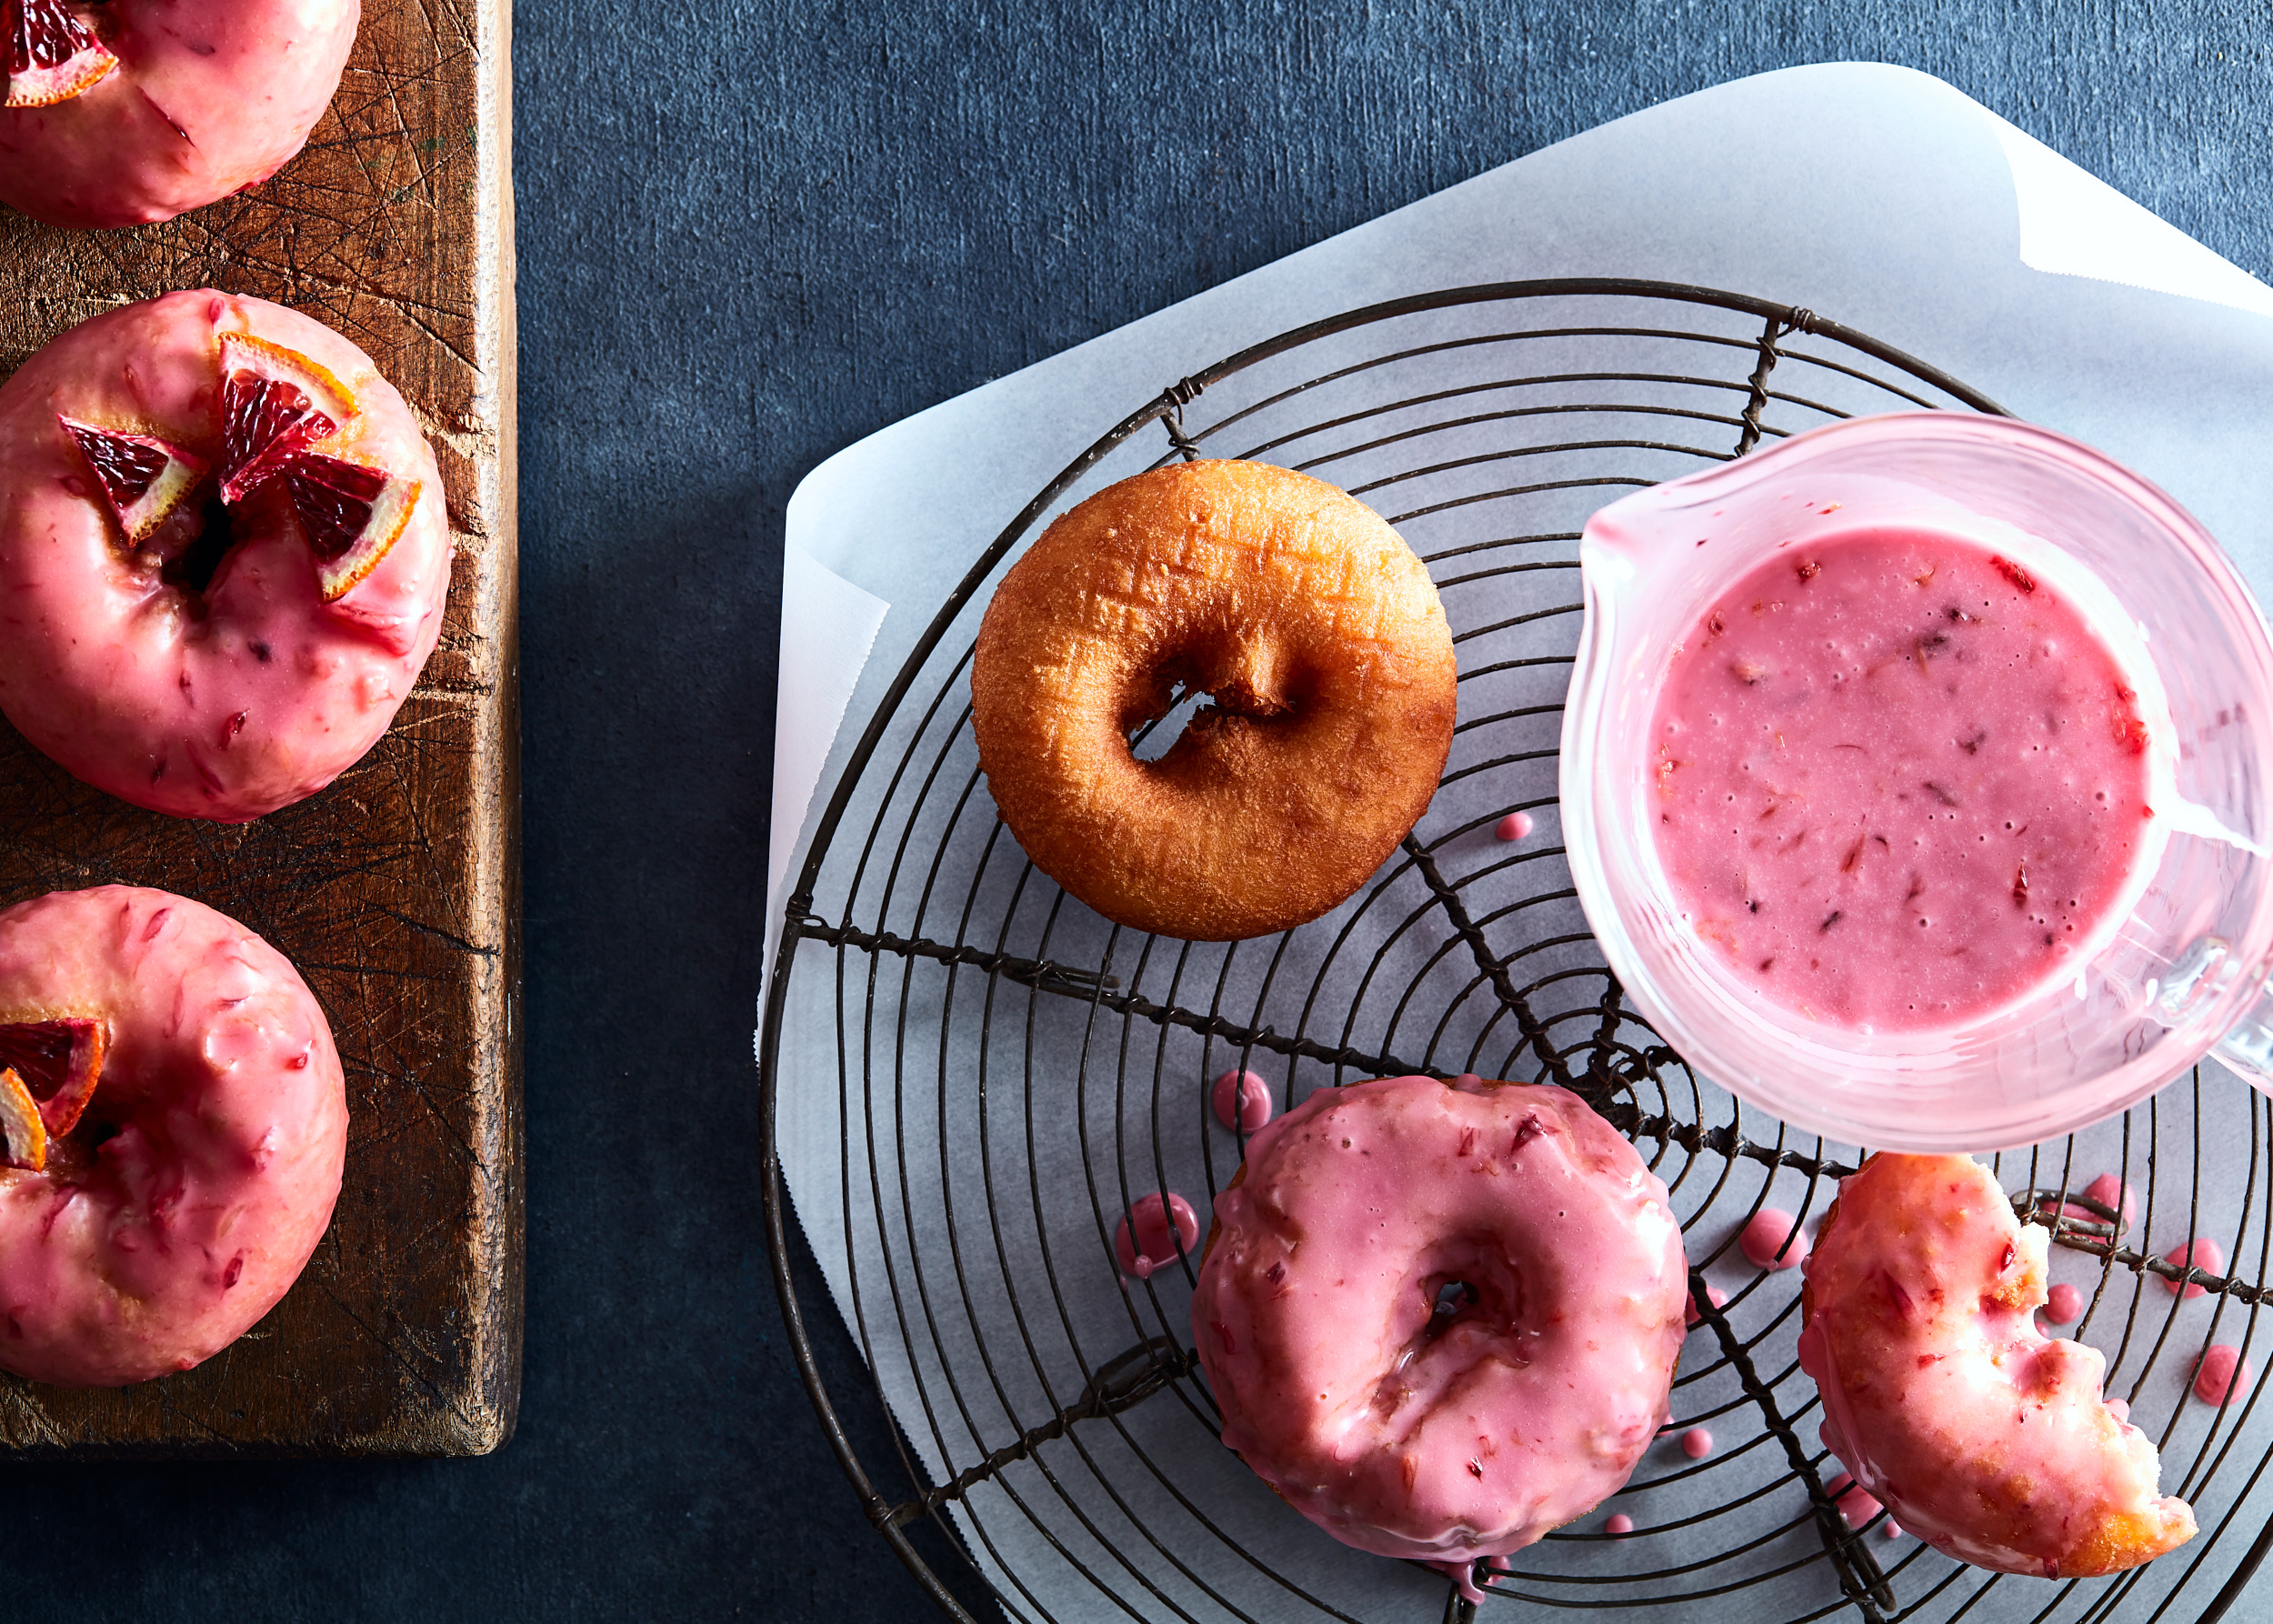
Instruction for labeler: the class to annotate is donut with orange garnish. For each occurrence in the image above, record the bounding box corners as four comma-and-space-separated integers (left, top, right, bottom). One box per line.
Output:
0, 886, 346, 1387
0, 0, 358, 228
1798, 1152, 2196, 1576
0, 289, 451, 821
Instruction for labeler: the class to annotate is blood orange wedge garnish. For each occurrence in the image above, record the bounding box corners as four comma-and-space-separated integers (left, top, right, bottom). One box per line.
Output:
0, 1018, 105, 1136
285, 452, 423, 601
0, 1068, 45, 1172
4, 0, 118, 108
58, 416, 209, 546
217, 332, 354, 505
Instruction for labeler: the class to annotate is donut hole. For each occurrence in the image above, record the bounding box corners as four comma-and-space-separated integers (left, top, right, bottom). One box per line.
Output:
1119, 639, 1318, 770
1428, 1278, 1481, 1334
159, 490, 237, 606
1127, 682, 1209, 762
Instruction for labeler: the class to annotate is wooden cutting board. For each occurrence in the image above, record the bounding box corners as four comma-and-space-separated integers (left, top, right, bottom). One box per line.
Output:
0, 0, 519, 1455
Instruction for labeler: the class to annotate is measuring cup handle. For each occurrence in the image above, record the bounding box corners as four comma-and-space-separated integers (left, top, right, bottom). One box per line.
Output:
2215, 972, 2273, 1096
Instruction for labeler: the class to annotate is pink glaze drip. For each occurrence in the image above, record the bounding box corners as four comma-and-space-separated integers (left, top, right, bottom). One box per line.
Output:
2084, 1174, 2138, 1226
1210, 1069, 1272, 1133
2044, 1282, 2086, 1325
2107, 1398, 2130, 1424
1681, 1427, 1714, 1459
1191, 1075, 1687, 1568
0, 0, 358, 228
2194, 1345, 2253, 1407
1115, 1191, 1197, 1281
1798, 1154, 2195, 1575
1827, 1471, 1883, 1529
1650, 530, 2153, 1029
1685, 1284, 1728, 1325
1740, 1208, 1808, 1270
2164, 1238, 2225, 1298
1604, 1513, 1635, 1536
1495, 810, 1535, 841
1887, 1521, 1904, 1539
0, 293, 451, 821
0, 887, 345, 1386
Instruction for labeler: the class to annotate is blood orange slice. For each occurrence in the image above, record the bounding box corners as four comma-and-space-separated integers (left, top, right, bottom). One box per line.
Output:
217, 332, 354, 504
0, 1068, 45, 1172
285, 453, 424, 601
3, 0, 117, 108
0, 1018, 105, 1137
58, 416, 209, 546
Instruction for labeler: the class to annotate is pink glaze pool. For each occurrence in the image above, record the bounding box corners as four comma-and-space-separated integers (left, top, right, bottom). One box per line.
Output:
1649, 528, 2154, 1029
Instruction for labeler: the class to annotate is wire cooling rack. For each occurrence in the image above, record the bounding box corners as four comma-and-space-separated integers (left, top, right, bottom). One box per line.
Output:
759, 281, 2273, 1624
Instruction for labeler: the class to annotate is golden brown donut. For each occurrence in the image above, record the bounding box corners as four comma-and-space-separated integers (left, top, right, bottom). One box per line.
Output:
971, 460, 1457, 940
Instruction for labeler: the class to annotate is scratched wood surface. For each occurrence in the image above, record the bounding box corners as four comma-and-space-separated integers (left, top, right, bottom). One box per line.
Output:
0, 0, 519, 1455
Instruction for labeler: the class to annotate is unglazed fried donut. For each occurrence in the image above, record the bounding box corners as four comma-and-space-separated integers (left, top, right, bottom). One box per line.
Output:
0, 887, 345, 1387
1798, 1153, 2196, 1576
970, 460, 1457, 941
1192, 1075, 1687, 1583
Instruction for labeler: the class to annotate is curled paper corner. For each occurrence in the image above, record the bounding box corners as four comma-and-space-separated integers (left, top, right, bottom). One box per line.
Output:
1991, 118, 2273, 322
765, 546, 890, 983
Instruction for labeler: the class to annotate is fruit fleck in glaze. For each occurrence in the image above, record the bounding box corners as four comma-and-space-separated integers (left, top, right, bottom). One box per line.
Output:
0, 291, 451, 821
1192, 1074, 1687, 1581
0, 0, 359, 228
1650, 530, 2153, 1028
1798, 1153, 2195, 1576
0, 887, 345, 1387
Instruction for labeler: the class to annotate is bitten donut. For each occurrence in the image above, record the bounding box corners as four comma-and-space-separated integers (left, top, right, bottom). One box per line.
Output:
0, 887, 346, 1387
0, 0, 358, 229
971, 460, 1457, 941
1798, 1153, 2196, 1576
0, 290, 450, 821
1192, 1074, 1687, 1584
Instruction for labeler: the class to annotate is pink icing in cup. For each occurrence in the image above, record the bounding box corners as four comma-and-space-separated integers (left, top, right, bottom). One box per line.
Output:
1565, 414, 2273, 1150
1649, 532, 2151, 1028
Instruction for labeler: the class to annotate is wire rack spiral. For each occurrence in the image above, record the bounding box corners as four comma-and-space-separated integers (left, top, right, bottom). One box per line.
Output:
759, 280, 2273, 1624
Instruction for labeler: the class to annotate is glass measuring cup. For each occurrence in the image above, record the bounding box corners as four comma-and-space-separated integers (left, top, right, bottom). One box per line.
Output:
1562, 413, 2273, 1150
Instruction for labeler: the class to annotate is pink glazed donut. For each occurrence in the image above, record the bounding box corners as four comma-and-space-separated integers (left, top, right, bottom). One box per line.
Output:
0, 887, 346, 1387
0, 290, 450, 821
1798, 1153, 2196, 1576
0, 0, 359, 229
1192, 1074, 1687, 1583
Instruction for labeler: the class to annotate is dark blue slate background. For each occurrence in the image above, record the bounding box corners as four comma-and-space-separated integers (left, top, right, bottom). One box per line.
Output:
7, 3, 2269, 1618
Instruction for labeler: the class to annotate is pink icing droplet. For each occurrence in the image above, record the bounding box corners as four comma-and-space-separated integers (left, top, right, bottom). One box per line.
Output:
2042, 1282, 2084, 1325
2195, 1343, 2254, 1406
1680, 1427, 1713, 1459
1115, 1191, 1198, 1280
2163, 1238, 2225, 1298
1885, 1520, 1903, 1539
2083, 1172, 2138, 1226
1604, 1512, 1635, 1535
1683, 1284, 1728, 1326
1495, 810, 1535, 841
1740, 1208, 1808, 1270
1826, 1472, 1883, 1529
1210, 1069, 1273, 1133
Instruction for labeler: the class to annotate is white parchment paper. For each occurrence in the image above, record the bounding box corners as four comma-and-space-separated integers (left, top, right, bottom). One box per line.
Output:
765, 63, 2273, 1623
